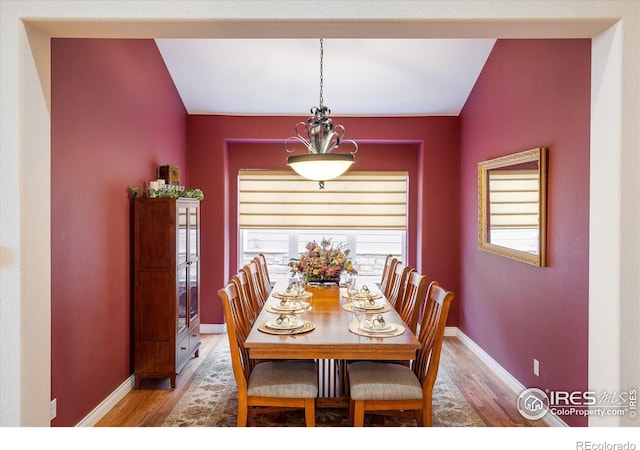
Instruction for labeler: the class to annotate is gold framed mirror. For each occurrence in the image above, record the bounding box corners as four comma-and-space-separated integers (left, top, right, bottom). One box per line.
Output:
478, 147, 547, 266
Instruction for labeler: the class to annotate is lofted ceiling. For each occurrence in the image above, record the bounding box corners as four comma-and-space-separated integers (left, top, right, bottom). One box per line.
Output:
155, 38, 496, 117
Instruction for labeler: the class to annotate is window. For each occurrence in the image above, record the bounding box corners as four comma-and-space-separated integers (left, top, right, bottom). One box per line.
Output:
238, 170, 408, 278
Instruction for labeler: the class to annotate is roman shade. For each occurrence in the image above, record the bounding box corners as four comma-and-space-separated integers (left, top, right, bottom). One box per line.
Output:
238, 170, 408, 230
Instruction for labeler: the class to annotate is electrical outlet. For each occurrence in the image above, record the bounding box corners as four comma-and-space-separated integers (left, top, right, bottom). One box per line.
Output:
533, 359, 540, 376
50, 398, 57, 420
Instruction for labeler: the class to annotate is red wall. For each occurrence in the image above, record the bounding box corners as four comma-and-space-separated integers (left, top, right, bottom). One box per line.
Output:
51, 39, 187, 426
459, 39, 591, 426
187, 115, 460, 325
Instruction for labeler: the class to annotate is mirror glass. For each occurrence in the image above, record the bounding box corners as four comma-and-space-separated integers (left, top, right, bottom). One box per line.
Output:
478, 147, 547, 266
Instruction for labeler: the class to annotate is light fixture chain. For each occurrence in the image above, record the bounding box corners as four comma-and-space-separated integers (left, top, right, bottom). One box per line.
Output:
319, 38, 324, 109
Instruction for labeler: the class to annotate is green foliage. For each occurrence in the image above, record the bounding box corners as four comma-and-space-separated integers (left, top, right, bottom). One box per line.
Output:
184, 188, 204, 200
128, 186, 204, 200
129, 186, 143, 198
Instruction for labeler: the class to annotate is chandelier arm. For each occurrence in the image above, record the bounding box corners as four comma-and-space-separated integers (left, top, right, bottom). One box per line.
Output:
284, 136, 311, 154
341, 139, 359, 155
333, 124, 346, 141
295, 121, 311, 141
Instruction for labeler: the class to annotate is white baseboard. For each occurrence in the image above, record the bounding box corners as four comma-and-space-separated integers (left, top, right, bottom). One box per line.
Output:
444, 326, 458, 336
448, 327, 568, 427
200, 323, 226, 334
76, 375, 135, 427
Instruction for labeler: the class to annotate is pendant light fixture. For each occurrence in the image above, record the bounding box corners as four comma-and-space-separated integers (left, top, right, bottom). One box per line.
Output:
285, 39, 358, 189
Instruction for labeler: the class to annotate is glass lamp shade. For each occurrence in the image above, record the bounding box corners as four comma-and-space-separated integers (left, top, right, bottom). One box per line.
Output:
287, 153, 355, 181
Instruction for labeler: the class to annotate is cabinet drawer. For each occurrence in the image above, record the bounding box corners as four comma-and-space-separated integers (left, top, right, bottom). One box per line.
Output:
176, 333, 191, 372
189, 328, 200, 351
189, 321, 201, 355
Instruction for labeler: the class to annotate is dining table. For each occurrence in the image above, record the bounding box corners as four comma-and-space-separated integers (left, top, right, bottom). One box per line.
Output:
244, 276, 422, 406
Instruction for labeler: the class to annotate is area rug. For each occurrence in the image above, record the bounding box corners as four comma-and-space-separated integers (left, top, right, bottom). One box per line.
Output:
162, 335, 485, 427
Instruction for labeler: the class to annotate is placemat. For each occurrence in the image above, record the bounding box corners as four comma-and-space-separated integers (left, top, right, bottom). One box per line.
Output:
257, 321, 316, 335
348, 320, 405, 337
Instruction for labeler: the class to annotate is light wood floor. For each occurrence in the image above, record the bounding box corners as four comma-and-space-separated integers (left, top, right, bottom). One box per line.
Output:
95, 334, 547, 427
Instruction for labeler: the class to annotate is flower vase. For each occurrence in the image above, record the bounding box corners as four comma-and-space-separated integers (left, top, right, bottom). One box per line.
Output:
305, 275, 341, 286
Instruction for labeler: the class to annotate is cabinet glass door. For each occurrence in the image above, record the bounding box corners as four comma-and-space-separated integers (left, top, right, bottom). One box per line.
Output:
178, 204, 188, 264
188, 204, 199, 261
177, 265, 188, 333
189, 261, 199, 321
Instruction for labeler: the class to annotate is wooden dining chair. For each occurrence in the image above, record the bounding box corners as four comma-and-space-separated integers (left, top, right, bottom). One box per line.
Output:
230, 271, 259, 326
256, 253, 274, 292
379, 255, 397, 294
385, 263, 414, 309
218, 282, 318, 427
394, 270, 428, 335
348, 281, 455, 427
242, 260, 268, 309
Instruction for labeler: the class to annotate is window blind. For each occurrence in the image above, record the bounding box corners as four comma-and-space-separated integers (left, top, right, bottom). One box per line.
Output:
238, 170, 408, 230
488, 169, 539, 228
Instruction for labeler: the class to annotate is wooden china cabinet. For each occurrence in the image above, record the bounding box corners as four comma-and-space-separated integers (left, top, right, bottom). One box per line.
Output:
132, 197, 201, 388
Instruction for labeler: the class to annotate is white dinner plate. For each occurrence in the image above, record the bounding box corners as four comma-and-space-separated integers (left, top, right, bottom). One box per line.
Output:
271, 301, 310, 312
358, 322, 397, 334
271, 303, 298, 312
355, 292, 382, 300
276, 290, 312, 299
358, 301, 385, 310
265, 319, 304, 330
278, 290, 299, 298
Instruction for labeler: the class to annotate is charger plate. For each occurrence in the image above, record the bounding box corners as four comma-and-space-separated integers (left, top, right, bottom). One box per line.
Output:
272, 291, 313, 300
355, 292, 383, 300
266, 304, 313, 314
348, 320, 404, 337
342, 302, 391, 313
258, 321, 316, 335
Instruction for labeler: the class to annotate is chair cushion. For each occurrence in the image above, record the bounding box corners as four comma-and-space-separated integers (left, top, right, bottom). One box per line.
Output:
248, 360, 318, 398
348, 361, 423, 401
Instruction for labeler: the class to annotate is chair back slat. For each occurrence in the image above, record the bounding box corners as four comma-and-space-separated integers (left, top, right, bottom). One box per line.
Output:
243, 260, 268, 308
231, 272, 258, 326
256, 254, 272, 295
396, 271, 428, 334
386, 263, 414, 308
379, 255, 398, 296
413, 281, 455, 393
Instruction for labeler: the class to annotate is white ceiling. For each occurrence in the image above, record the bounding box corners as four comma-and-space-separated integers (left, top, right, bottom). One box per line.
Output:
155, 38, 496, 117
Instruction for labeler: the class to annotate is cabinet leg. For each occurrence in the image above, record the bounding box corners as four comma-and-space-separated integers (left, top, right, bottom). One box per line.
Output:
134, 377, 141, 389
170, 375, 176, 389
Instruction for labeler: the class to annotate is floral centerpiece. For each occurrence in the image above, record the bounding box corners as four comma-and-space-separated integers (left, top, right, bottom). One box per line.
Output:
289, 238, 357, 284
